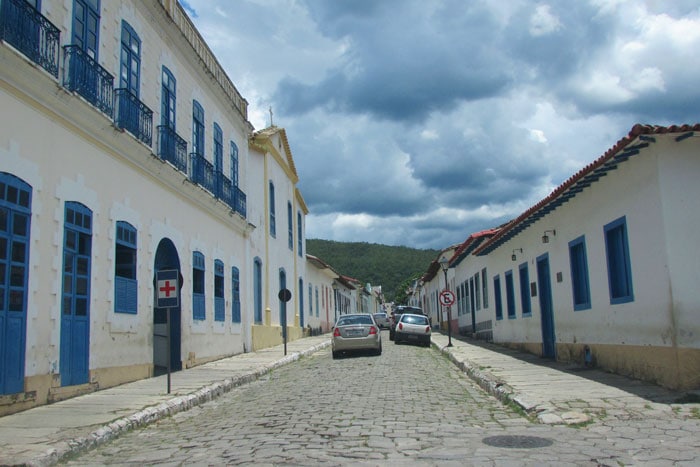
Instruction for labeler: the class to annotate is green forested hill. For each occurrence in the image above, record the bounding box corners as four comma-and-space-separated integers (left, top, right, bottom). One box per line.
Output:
306, 239, 438, 303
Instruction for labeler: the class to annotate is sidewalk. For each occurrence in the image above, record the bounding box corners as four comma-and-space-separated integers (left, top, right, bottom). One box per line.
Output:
1, 333, 698, 466
431, 333, 699, 425
0, 335, 331, 467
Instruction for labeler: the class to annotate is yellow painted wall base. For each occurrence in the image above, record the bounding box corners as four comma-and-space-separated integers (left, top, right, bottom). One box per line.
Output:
251, 324, 303, 351
500, 340, 700, 391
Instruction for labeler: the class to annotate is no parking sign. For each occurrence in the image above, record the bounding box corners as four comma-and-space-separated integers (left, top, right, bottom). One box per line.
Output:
439, 289, 455, 307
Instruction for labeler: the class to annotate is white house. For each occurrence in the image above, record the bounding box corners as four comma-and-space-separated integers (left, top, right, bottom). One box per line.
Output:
0, 0, 318, 415
248, 126, 308, 349
441, 124, 700, 390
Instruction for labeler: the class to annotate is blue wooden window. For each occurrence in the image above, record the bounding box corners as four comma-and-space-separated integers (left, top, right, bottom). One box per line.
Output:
114, 221, 137, 314
308, 284, 313, 318
287, 202, 293, 250
161, 66, 176, 128
119, 21, 140, 97
0, 173, 32, 394
253, 257, 262, 324
231, 267, 241, 323
72, 0, 99, 60
279, 269, 286, 325
298, 277, 304, 328
474, 273, 481, 310
269, 181, 276, 237
505, 270, 515, 319
230, 141, 239, 187
604, 216, 634, 304
192, 251, 205, 320
315, 286, 319, 317
481, 268, 488, 308
518, 262, 531, 317
213, 123, 223, 173
192, 100, 205, 157
214, 259, 224, 322
569, 235, 591, 310
493, 275, 503, 320
297, 211, 303, 256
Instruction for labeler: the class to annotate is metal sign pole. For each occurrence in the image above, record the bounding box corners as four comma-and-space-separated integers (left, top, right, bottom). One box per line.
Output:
166, 307, 171, 394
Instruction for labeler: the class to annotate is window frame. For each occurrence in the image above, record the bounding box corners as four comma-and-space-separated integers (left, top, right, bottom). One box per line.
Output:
604, 216, 634, 304
505, 270, 516, 319
569, 235, 592, 310
214, 259, 224, 322
192, 251, 205, 320
114, 221, 137, 314
518, 262, 531, 317
119, 20, 140, 97
493, 275, 503, 320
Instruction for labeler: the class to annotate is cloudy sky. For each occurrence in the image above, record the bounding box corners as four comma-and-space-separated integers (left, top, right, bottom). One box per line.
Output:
181, 0, 700, 250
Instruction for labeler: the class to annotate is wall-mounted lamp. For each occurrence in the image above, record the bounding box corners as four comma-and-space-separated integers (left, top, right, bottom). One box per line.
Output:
511, 248, 522, 261
542, 229, 556, 244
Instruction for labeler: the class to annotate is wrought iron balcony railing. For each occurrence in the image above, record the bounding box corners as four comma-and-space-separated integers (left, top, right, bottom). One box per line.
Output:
157, 125, 188, 173
189, 152, 216, 194
114, 88, 153, 146
0, 0, 60, 77
62, 44, 114, 117
219, 174, 247, 217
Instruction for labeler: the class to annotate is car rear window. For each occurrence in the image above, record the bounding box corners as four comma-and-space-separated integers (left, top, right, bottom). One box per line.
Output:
402, 315, 429, 325
337, 315, 373, 326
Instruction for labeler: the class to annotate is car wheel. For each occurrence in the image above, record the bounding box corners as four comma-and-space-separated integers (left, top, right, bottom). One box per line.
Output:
332, 350, 339, 359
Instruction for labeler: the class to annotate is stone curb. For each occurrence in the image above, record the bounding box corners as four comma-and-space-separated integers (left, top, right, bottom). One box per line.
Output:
28, 340, 331, 467
434, 341, 590, 426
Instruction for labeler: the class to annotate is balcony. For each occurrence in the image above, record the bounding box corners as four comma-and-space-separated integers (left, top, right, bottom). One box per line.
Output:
157, 125, 188, 173
0, 0, 60, 78
114, 88, 153, 146
189, 152, 215, 194
62, 44, 114, 117
219, 174, 247, 218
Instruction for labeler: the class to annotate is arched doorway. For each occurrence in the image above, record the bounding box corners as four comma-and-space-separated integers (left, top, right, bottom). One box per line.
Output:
153, 238, 182, 374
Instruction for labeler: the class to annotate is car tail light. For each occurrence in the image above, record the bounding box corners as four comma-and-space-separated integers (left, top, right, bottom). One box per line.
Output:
425, 326, 431, 333
398, 323, 403, 330
333, 328, 341, 337
369, 326, 377, 335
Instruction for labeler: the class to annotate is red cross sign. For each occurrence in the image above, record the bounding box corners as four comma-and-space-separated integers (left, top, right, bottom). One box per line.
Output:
156, 269, 179, 308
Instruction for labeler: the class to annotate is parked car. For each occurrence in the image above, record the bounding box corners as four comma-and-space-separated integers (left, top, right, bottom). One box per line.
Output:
373, 312, 391, 329
394, 313, 431, 347
331, 314, 382, 359
389, 306, 424, 340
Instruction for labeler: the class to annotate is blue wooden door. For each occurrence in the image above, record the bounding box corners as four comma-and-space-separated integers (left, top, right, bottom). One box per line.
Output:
60, 202, 92, 386
536, 254, 556, 359
0, 174, 31, 394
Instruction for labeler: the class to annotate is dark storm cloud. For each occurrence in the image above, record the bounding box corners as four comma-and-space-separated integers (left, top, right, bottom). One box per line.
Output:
274, 0, 513, 122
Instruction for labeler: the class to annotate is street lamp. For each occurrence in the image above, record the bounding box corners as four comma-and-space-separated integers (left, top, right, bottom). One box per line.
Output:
438, 256, 453, 347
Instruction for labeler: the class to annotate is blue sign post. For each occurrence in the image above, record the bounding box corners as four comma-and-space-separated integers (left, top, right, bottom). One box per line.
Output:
156, 269, 179, 393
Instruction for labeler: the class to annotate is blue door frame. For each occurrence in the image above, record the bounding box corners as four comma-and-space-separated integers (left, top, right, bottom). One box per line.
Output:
60, 202, 92, 386
536, 253, 556, 359
0, 173, 31, 394
153, 238, 181, 374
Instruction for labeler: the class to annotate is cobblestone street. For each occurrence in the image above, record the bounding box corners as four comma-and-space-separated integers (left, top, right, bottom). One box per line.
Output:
62, 332, 700, 466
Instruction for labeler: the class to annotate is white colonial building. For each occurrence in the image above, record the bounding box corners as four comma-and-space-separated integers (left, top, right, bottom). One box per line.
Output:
424, 124, 700, 390
0, 0, 315, 414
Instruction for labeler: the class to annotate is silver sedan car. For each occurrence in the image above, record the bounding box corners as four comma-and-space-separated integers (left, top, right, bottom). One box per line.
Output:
332, 314, 382, 359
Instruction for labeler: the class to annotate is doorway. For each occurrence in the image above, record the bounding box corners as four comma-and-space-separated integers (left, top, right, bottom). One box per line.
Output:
153, 238, 182, 375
